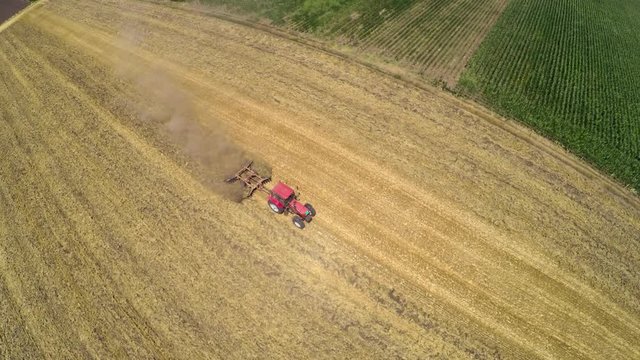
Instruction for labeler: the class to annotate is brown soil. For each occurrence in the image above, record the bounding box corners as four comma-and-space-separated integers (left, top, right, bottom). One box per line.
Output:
0, 0, 27, 24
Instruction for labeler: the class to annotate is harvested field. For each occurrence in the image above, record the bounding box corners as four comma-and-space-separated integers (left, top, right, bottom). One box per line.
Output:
0, 0, 639, 358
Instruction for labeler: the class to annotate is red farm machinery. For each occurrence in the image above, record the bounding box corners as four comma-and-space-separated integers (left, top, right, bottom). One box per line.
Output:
225, 161, 316, 229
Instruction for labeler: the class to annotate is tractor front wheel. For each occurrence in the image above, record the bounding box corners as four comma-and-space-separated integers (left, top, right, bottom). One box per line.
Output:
304, 203, 316, 217
268, 200, 283, 214
292, 215, 306, 229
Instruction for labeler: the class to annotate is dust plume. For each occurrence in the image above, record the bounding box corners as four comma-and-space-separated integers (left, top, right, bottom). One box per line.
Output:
113, 28, 261, 201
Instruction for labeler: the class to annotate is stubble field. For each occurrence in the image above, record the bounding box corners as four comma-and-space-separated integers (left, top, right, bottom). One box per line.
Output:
1, 0, 639, 358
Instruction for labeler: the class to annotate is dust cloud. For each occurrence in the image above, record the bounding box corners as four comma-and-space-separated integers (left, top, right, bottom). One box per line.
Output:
113, 29, 259, 201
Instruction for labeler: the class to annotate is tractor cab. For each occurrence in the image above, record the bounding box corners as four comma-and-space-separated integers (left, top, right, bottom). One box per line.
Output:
267, 182, 316, 229
270, 182, 296, 206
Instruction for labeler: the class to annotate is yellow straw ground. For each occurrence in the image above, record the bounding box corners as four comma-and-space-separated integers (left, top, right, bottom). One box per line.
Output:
0, 0, 638, 358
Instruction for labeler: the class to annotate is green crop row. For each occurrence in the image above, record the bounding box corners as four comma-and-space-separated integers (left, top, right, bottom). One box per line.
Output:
352, 0, 507, 73
196, 0, 415, 30
458, 0, 640, 190
196, 0, 507, 84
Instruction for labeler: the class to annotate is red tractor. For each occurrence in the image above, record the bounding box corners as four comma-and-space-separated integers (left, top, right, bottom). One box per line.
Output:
225, 161, 316, 229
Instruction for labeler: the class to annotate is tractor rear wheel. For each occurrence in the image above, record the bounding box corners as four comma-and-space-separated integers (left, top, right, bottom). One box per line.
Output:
268, 200, 283, 214
292, 215, 306, 229
304, 203, 316, 217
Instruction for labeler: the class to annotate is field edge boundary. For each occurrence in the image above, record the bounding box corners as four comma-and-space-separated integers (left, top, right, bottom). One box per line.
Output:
0, 0, 49, 34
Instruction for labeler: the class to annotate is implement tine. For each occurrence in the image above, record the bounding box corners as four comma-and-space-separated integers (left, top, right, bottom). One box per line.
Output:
225, 160, 269, 198
225, 160, 253, 183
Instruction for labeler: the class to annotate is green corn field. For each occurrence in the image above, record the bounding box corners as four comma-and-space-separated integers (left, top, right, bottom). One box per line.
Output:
458, 0, 640, 190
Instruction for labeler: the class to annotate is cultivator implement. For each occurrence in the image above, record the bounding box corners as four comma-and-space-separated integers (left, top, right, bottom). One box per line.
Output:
225, 160, 316, 229
225, 161, 271, 198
